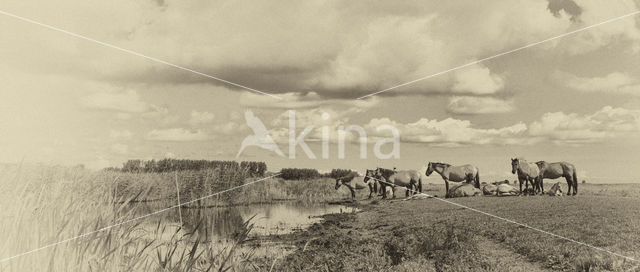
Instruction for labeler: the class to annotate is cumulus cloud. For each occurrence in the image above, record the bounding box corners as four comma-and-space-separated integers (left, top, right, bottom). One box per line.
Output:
558, 71, 639, 94
529, 106, 640, 144
452, 65, 505, 95
189, 110, 215, 126
146, 128, 211, 141
19, 0, 639, 98
365, 117, 527, 147
447, 96, 514, 114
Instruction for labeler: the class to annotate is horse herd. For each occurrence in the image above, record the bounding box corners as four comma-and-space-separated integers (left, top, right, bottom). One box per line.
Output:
334, 158, 579, 199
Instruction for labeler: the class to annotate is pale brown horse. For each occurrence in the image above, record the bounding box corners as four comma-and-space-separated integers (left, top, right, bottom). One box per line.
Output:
425, 162, 480, 198
511, 158, 540, 195
335, 172, 377, 199
535, 161, 578, 195
375, 168, 422, 198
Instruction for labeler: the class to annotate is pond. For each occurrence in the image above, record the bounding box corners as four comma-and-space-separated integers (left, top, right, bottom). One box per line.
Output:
136, 201, 359, 244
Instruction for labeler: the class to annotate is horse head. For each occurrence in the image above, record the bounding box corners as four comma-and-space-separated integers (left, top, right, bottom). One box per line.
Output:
425, 162, 434, 176
364, 169, 376, 184
511, 158, 519, 174
334, 177, 342, 190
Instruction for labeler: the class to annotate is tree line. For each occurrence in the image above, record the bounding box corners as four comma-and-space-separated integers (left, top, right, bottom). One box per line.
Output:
117, 159, 267, 177
279, 168, 358, 180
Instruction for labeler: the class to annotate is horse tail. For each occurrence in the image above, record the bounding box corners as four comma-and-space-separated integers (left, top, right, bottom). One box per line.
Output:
474, 169, 480, 188
572, 168, 578, 194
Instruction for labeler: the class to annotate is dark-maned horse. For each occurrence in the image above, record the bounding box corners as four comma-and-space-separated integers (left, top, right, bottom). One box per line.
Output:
375, 168, 422, 198
511, 158, 540, 195
364, 169, 381, 196
335, 172, 377, 199
535, 161, 578, 195
425, 162, 480, 198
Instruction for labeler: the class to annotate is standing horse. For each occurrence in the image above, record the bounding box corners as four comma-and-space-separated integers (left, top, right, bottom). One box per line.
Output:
425, 162, 480, 198
375, 168, 422, 198
535, 161, 578, 195
335, 173, 377, 199
511, 158, 540, 195
363, 169, 381, 196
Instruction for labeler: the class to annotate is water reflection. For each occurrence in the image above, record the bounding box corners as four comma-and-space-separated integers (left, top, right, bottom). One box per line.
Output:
150, 202, 358, 242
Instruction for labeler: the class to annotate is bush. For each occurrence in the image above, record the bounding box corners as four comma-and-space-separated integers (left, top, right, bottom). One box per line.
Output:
280, 168, 320, 180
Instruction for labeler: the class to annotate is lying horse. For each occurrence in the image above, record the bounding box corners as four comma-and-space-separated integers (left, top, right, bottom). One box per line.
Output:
536, 161, 578, 195
511, 158, 540, 195
335, 173, 377, 199
546, 182, 563, 196
375, 168, 422, 198
426, 162, 480, 198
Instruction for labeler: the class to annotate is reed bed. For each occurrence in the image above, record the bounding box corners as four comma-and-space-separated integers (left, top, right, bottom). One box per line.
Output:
0, 164, 269, 271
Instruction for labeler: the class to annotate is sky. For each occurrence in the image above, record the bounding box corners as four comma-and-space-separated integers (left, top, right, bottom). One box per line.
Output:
1, 0, 640, 183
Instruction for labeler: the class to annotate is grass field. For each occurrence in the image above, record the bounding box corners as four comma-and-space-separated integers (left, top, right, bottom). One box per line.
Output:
1, 163, 639, 271
267, 182, 640, 271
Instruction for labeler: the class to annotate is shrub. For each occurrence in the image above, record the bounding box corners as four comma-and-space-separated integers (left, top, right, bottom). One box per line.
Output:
280, 168, 321, 180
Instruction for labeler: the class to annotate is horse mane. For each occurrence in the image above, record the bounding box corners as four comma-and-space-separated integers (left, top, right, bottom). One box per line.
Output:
432, 162, 451, 167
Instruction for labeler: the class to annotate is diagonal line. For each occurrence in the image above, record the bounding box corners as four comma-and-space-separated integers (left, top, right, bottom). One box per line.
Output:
366, 175, 638, 262
357, 10, 640, 99
0, 173, 281, 263
0, 9, 282, 100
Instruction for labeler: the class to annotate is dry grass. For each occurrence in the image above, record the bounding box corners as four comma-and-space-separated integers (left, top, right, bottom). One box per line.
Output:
0, 164, 265, 271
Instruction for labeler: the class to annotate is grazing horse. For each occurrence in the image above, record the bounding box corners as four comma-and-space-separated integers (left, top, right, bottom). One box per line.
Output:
363, 169, 381, 196
335, 173, 377, 199
535, 161, 578, 195
375, 168, 422, 198
425, 162, 480, 198
511, 158, 540, 195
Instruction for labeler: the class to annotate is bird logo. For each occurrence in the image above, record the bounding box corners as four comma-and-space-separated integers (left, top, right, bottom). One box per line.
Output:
236, 110, 285, 158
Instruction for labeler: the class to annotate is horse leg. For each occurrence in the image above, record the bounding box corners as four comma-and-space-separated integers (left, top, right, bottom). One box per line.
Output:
564, 176, 572, 196
518, 178, 523, 195
368, 184, 373, 199
347, 185, 356, 200
444, 179, 450, 198
539, 176, 544, 194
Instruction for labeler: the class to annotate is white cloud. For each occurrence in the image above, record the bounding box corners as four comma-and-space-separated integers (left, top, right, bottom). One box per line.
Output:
452, 65, 505, 95
559, 71, 639, 95
146, 128, 211, 141
365, 117, 527, 146
189, 110, 215, 126
561, 0, 640, 55
529, 106, 640, 144
447, 96, 514, 114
